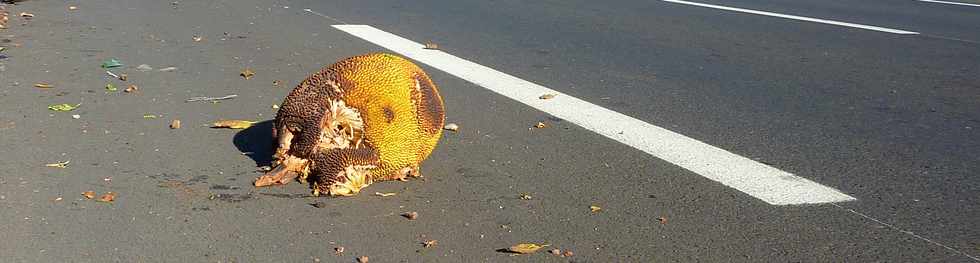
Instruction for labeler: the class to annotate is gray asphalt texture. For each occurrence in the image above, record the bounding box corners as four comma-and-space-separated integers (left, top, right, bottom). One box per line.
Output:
1, 0, 978, 262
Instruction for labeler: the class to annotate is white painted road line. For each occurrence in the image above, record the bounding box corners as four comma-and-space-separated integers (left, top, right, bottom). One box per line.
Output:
918, 0, 980, 7
331, 24, 856, 205
662, 0, 920, 35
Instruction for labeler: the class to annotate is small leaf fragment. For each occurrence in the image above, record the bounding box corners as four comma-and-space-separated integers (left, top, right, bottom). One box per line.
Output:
534, 122, 547, 129
272, 80, 282, 86
657, 216, 668, 225
423, 239, 438, 248
68, 6, 78, 11
192, 36, 203, 42
82, 191, 96, 199
48, 103, 80, 112
118, 74, 128, 81
443, 123, 459, 132
170, 119, 181, 129
590, 205, 602, 213
507, 243, 548, 254
34, 83, 54, 89
549, 249, 561, 255
45, 160, 70, 168
158, 66, 178, 72
124, 84, 138, 93
101, 58, 123, 69
519, 193, 532, 200
97, 192, 116, 202
106, 83, 117, 92
561, 250, 574, 257
143, 114, 158, 119
334, 246, 345, 254
240, 68, 255, 79
20, 12, 35, 18
402, 211, 418, 220
212, 120, 256, 129
539, 94, 556, 100
423, 42, 439, 50
356, 256, 369, 263
374, 192, 396, 197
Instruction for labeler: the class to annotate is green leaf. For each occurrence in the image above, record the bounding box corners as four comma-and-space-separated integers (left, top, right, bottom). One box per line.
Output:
48, 103, 81, 112
101, 58, 123, 69
106, 83, 117, 92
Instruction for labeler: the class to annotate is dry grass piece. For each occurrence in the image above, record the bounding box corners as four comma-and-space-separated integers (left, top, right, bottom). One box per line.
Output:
34, 83, 54, 89
212, 120, 256, 129
506, 243, 548, 254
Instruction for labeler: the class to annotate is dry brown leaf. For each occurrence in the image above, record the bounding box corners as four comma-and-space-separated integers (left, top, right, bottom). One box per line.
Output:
356, 256, 369, 263
539, 94, 556, 100
170, 119, 181, 129
402, 211, 418, 220
374, 192, 396, 197
118, 74, 128, 81
334, 247, 344, 255
240, 68, 255, 80
423, 239, 438, 248
534, 122, 547, 129
590, 205, 602, 213
82, 191, 96, 199
124, 84, 138, 93
507, 243, 548, 254
98, 192, 116, 202
34, 83, 54, 89
443, 123, 459, 132
657, 216, 668, 225
212, 120, 256, 129
562, 250, 574, 257
423, 42, 438, 50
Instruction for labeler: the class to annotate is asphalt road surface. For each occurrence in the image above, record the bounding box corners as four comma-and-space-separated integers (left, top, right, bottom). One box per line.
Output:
1, 0, 978, 262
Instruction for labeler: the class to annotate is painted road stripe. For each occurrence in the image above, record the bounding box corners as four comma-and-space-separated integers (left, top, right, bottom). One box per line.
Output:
918, 0, 980, 7
331, 24, 856, 205
662, 0, 920, 35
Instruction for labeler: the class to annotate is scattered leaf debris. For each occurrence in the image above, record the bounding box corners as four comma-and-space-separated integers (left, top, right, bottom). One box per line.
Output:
82, 191, 96, 199
657, 216, 668, 225
534, 122, 547, 129
34, 83, 54, 89
374, 192, 396, 197
423, 41, 439, 50
212, 120, 256, 129
334, 246, 344, 255
97, 192, 116, 202
101, 58, 123, 69
48, 103, 80, 112
240, 68, 255, 79
539, 94, 556, 100
443, 123, 459, 132
124, 84, 138, 93
356, 256, 369, 263
45, 160, 70, 168
519, 193, 532, 200
590, 205, 602, 213
402, 211, 418, 220
170, 119, 181, 129
506, 243, 548, 254
423, 239, 438, 248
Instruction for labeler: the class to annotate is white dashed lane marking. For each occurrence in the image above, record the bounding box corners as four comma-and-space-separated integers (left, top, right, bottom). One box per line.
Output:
330, 24, 856, 205
662, 0, 920, 35
918, 0, 980, 7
